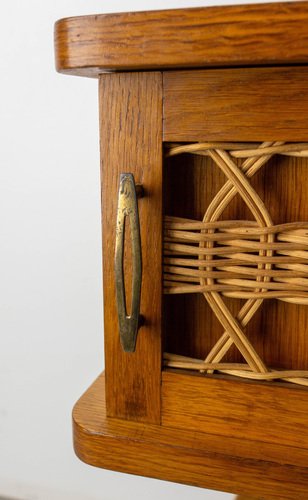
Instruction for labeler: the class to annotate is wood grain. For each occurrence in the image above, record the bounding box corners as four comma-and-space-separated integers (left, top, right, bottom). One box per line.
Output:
163, 67, 308, 141
162, 371, 308, 449
54, 2, 308, 77
73, 373, 308, 500
235, 497, 259, 500
100, 72, 162, 423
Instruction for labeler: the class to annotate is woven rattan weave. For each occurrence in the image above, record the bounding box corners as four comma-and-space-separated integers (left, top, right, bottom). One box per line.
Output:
163, 142, 308, 386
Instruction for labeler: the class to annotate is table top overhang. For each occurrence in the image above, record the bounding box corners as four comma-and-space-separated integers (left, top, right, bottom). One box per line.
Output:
55, 1, 308, 78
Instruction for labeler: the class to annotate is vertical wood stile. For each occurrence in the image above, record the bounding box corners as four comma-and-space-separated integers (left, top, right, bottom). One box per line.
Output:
99, 72, 162, 423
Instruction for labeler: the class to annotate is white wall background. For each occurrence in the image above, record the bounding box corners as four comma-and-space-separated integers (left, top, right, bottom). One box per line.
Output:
0, 1, 290, 499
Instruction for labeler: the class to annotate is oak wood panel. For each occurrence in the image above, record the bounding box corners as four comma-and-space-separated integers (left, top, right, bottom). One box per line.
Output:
55, 2, 308, 77
73, 373, 308, 500
235, 497, 258, 500
163, 67, 308, 141
162, 371, 308, 449
164, 152, 308, 372
100, 72, 162, 423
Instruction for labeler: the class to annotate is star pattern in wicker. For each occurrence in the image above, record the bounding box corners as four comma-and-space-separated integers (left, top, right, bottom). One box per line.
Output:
164, 142, 308, 386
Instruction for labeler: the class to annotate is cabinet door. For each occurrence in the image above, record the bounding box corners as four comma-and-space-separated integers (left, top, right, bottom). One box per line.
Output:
100, 72, 162, 423
162, 67, 308, 449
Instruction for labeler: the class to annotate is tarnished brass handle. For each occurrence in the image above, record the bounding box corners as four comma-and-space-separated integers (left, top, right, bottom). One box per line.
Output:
115, 173, 143, 352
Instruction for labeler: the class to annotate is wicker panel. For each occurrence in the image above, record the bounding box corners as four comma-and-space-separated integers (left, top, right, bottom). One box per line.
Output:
164, 142, 308, 386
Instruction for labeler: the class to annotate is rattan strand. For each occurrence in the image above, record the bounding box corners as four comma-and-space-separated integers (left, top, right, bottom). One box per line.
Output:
163, 142, 308, 386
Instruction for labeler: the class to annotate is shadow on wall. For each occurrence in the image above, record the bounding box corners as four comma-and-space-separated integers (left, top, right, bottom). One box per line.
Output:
0, 497, 25, 500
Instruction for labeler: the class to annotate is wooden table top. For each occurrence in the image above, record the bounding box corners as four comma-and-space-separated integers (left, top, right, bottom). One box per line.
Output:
54, 1, 308, 77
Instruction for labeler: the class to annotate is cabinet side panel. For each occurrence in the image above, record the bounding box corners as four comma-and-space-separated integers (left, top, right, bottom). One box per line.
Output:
100, 72, 162, 423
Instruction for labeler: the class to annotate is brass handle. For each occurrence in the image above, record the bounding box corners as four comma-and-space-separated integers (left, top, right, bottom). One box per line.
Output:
115, 173, 143, 352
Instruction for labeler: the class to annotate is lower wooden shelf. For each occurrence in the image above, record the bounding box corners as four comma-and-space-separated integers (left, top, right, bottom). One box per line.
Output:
73, 373, 308, 500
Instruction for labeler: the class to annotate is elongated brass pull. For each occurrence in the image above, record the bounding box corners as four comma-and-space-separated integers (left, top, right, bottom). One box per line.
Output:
115, 173, 143, 352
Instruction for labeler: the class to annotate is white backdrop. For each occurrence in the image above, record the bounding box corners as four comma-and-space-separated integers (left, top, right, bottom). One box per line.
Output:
0, 1, 288, 499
